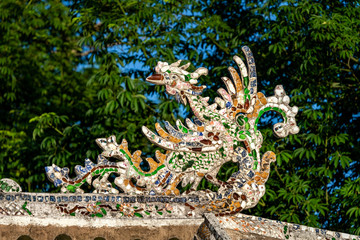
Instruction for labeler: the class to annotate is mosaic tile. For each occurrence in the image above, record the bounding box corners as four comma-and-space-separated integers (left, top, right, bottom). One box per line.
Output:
38, 46, 302, 216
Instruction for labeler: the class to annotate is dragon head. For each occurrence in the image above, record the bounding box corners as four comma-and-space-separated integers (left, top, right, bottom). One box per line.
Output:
146, 60, 208, 105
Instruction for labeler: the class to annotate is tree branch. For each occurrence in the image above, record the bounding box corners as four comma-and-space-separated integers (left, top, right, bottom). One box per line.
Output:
208, 36, 230, 54
75, 42, 124, 57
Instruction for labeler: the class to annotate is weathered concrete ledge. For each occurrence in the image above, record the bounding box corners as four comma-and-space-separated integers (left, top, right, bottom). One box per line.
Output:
0, 192, 202, 219
0, 215, 203, 228
196, 213, 360, 240
1, 192, 359, 240
0, 216, 201, 240
0, 191, 203, 239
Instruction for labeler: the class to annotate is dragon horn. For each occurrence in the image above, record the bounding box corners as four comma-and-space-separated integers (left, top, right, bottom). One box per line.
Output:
170, 60, 182, 67
180, 62, 191, 70
155, 61, 168, 73
241, 46, 257, 97
191, 67, 208, 79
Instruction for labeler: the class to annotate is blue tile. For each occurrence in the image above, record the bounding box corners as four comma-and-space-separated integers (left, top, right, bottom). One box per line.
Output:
49, 173, 55, 180
226, 101, 232, 108
247, 170, 255, 178
54, 179, 62, 187
242, 46, 250, 52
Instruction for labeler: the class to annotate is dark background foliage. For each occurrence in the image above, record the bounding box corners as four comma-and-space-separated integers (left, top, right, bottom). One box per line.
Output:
1, 0, 359, 234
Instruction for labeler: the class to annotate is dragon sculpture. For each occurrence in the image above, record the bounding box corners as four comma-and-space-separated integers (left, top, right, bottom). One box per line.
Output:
45, 46, 299, 216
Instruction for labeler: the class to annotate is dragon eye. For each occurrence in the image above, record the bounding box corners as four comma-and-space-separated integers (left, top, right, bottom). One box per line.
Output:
171, 75, 176, 79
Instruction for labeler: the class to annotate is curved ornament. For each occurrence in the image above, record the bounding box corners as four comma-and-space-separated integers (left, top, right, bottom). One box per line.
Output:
0, 178, 22, 193
45, 46, 299, 216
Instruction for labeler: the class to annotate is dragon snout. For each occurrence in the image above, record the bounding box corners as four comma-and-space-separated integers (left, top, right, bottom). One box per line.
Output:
146, 74, 165, 85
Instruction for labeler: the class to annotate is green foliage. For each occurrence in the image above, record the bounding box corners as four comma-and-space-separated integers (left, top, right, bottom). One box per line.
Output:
243, 1, 360, 235
0, 0, 359, 235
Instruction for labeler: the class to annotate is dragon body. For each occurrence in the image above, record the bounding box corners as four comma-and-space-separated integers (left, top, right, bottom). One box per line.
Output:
45, 46, 299, 215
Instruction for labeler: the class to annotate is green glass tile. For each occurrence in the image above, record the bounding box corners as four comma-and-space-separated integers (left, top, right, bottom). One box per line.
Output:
237, 118, 244, 126
67, 185, 76, 193
243, 76, 249, 87
253, 161, 258, 170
